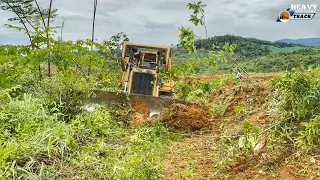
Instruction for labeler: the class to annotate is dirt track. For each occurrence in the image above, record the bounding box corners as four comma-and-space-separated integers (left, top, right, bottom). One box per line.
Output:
160, 72, 319, 180
161, 136, 216, 180
127, 72, 318, 179
187, 72, 284, 83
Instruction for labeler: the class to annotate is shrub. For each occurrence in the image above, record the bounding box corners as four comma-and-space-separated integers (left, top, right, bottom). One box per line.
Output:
297, 115, 320, 147
34, 70, 98, 118
270, 67, 320, 148
270, 67, 320, 121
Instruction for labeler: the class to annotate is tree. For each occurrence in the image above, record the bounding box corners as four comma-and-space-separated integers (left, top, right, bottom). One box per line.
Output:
158, 1, 237, 82
95, 32, 129, 60
0, 0, 58, 78
178, 1, 208, 53
0, 0, 58, 47
187, 1, 207, 38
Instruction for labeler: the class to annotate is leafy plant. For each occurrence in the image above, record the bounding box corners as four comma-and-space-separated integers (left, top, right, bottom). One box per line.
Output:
35, 70, 98, 118
167, 1, 237, 83
238, 120, 261, 150
199, 79, 224, 93
297, 115, 320, 147
233, 104, 243, 114
178, 27, 196, 54
271, 67, 320, 121
268, 67, 320, 149
179, 1, 207, 53
182, 168, 197, 180
174, 81, 195, 100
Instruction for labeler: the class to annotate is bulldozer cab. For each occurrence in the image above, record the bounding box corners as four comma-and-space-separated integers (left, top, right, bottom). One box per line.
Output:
134, 51, 159, 70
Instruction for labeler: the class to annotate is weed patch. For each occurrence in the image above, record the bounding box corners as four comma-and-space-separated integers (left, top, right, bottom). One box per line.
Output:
0, 89, 179, 179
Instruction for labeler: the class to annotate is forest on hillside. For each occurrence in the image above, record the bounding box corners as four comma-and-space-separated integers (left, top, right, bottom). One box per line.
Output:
191, 35, 305, 59
173, 35, 319, 74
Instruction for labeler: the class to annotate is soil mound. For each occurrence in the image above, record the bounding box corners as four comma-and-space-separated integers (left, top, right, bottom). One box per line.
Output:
129, 112, 152, 127
159, 103, 210, 131
132, 99, 150, 116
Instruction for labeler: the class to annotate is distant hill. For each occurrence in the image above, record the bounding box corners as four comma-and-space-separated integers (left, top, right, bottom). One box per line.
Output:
194, 35, 304, 48
238, 47, 320, 73
189, 35, 305, 59
172, 47, 320, 74
275, 38, 320, 46
172, 35, 319, 73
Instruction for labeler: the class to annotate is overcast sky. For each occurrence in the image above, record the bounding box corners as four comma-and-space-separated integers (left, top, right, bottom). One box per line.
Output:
0, 0, 319, 45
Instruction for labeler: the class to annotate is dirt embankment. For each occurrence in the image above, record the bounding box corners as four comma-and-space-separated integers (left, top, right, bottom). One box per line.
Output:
161, 73, 320, 180
127, 73, 319, 179
130, 73, 276, 130
187, 72, 284, 83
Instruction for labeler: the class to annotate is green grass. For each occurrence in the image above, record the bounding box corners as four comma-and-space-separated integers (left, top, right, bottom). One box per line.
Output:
0, 78, 180, 179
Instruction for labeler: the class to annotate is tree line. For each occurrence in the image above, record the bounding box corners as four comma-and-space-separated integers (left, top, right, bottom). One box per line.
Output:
180, 34, 305, 59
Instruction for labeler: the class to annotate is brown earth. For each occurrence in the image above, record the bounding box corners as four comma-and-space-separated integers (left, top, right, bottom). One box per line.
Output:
278, 165, 295, 180
229, 156, 320, 180
129, 72, 276, 130
132, 99, 150, 115
129, 112, 152, 127
187, 72, 284, 83
161, 72, 319, 180
126, 72, 319, 179
161, 136, 216, 180
129, 73, 278, 129
248, 111, 269, 125
159, 103, 210, 131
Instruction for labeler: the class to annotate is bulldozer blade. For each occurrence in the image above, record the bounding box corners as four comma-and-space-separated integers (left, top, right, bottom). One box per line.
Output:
85, 90, 186, 117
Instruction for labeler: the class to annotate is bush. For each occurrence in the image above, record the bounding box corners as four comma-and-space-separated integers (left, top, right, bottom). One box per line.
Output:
297, 115, 320, 147
174, 79, 225, 101
270, 67, 320, 148
271, 67, 320, 121
34, 70, 98, 118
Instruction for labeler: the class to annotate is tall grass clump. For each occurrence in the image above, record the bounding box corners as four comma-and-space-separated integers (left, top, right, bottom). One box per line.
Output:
0, 73, 179, 179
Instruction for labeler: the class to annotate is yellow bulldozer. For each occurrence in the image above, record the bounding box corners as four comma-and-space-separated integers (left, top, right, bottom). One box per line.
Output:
86, 42, 184, 117
119, 42, 174, 97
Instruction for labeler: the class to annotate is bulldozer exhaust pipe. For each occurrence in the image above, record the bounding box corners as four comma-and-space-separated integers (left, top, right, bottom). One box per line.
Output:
123, 62, 132, 93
